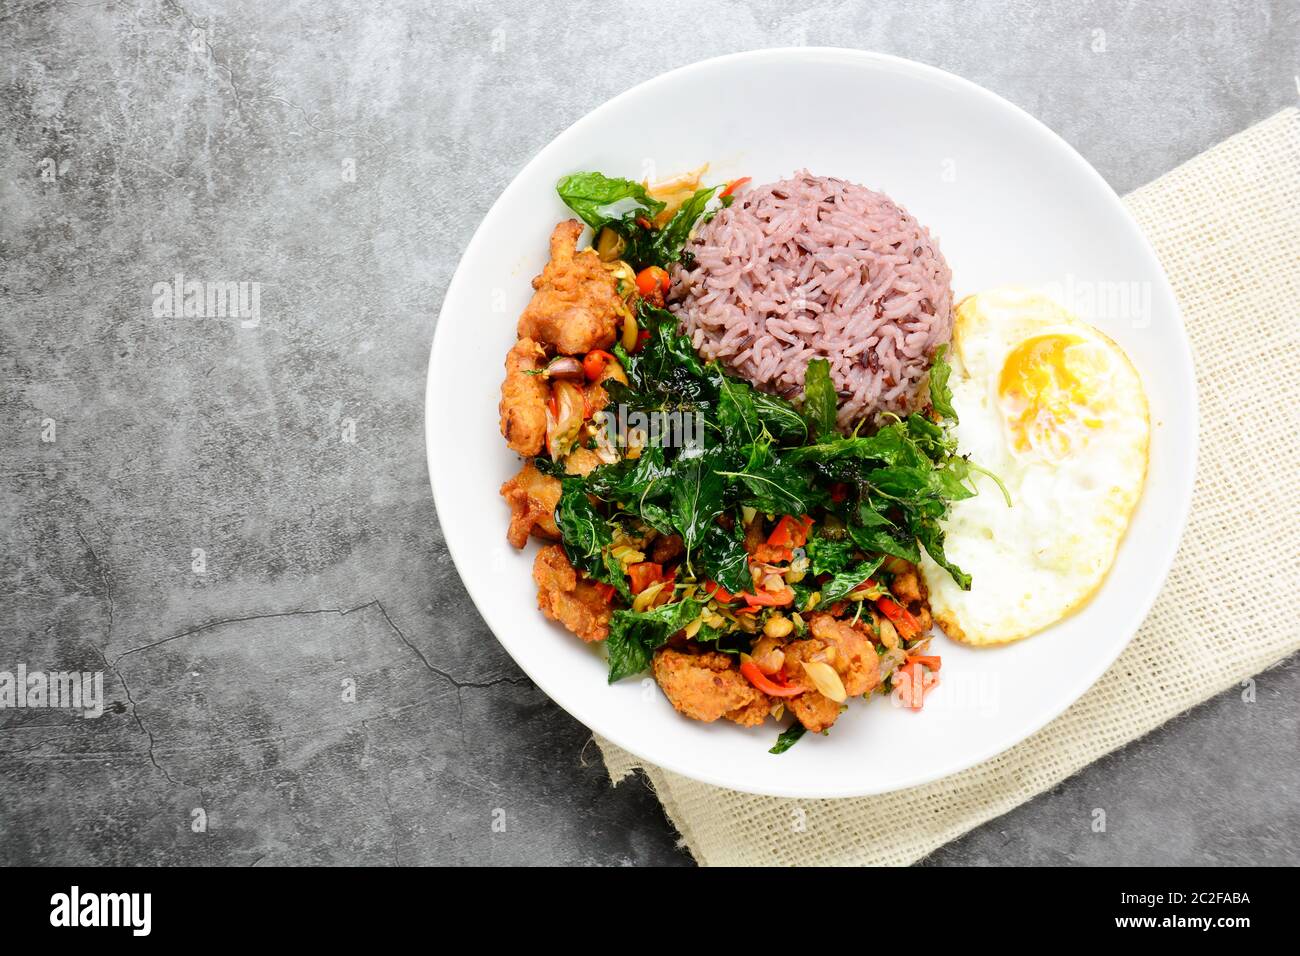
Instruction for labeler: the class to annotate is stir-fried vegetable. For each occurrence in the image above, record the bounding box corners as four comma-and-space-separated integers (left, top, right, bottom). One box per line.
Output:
556, 170, 725, 271
547, 300, 983, 691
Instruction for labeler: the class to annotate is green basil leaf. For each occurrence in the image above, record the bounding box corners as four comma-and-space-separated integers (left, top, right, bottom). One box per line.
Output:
606, 599, 702, 683
650, 185, 721, 265
818, 556, 885, 605
800, 358, 839, 441
698, 519, 749, 594
916, 517, 971, 590
769, 723, 807, 754
669, 452, 726, 553
806, 531, 855, 575
556, 172, 664, 232
928, 344, 957, 422
554, 478, 611, 575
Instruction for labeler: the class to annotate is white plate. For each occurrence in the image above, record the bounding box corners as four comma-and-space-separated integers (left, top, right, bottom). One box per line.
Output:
426, 49, 1196, 798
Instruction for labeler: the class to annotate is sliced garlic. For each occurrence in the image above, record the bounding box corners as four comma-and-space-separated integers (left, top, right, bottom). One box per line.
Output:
632, 581, 665, 613
802, 660, 847, 703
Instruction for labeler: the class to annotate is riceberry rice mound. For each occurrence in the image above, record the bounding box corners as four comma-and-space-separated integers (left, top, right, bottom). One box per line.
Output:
670, 171, 953, 425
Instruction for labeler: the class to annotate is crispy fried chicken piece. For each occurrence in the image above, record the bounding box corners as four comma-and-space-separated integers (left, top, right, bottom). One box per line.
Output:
779, 616, 883, 733
499, 337, 550, 456
652, 648, 770, 725
500, 461, 561, 549
808, 614, 880, 697
517, 220, 620, 355
564, 447, 603, 477
533, 545, 611, 643
781, 639, 844, 733
749, 634, 787, 676
723, 694, 772, 728
884, 559, 934, 633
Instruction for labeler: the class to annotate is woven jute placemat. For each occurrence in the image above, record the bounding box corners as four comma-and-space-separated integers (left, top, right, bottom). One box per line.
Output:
596, 108, 1300, 866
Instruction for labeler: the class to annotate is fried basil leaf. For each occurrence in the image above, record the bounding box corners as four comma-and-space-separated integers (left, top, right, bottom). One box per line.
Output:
605, 598, 702, 683
583, 444, 671, 502
716, 376, 762, 446
916, 517, 971, 590
649, 185, 722, 265
751, 389, 809, 443
848, 510, 921, 564
554, 478, 610, 575
697, 518, 749, 594
818, 556, 885, 606
669, 451, 726, 553
800, 358, 839, 441
806, 531, 854, 575
769, 723, 807, 754
928, 344, 957, 422
726, 458, 822, 516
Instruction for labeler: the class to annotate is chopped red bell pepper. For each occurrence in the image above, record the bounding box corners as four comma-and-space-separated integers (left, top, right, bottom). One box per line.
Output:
766, 514, 813, 549
627, 561, 664, 595
702, 579, 736, 603
877, 595, 921, 640
741, 587, 795, 608
739, 660, 803, 698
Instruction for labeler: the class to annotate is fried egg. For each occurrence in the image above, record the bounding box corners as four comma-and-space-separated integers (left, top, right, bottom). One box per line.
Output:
920, 288, 1150, 646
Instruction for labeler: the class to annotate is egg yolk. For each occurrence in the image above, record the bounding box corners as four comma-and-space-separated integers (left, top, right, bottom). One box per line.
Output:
998, 333, 1106, 459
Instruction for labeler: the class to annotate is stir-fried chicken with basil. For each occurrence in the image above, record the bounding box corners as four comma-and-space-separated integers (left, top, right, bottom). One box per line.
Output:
498, 171, 975, 752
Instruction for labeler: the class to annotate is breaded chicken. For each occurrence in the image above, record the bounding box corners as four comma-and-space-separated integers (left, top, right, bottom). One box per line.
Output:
780, 639, 844, 733
517, 220, 621, 355
652, 648, 769, 725
564, 447, 603, 477
886, 561, 933, 633
499, 337, 550, 456
500, 461, 561, 549
807, 613, 880, 697
533, 544, 611, 643
785, 688, 842, 734
779, 618, 882, 734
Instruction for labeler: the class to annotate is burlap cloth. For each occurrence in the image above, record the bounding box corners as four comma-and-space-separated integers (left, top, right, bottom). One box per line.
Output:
595, 108, 1300, 866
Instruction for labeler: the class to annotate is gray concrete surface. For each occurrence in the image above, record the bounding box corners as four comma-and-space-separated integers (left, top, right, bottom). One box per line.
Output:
1, 0, 1296, 866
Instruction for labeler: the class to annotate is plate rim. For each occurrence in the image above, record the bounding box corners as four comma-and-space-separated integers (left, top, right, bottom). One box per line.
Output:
425, 47, 1199, 798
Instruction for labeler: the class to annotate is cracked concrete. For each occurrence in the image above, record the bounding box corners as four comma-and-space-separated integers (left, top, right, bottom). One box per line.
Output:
2, 1, 1297, 865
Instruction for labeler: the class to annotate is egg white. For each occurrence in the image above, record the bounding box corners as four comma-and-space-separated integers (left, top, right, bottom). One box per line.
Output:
920, 288, 1150, 646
